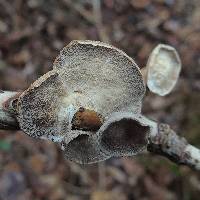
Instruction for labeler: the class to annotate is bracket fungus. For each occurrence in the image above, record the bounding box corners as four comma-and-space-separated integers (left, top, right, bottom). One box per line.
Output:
9, 40, 157, 164
145, 44, 181, 96
1, 41, 200, 170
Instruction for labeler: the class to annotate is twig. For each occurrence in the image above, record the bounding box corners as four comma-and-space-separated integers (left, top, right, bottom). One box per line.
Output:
63, 0, 95, 24
63, 0, 110, 43
0, 91, 20, 130
148, 123, 200, 170
0, 91, 199, 170
92, 0, 110, 43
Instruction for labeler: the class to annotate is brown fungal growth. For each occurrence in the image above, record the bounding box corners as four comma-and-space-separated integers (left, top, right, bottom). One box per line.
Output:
72, 107, 104, 131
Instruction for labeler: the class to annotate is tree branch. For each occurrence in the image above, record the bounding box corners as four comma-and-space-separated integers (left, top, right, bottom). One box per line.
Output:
0, 90, 20, 130
0, 91, 199, 170
148, 123, 200, 170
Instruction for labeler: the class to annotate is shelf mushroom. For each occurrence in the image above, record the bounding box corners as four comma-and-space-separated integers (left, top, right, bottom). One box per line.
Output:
11, 40, 157, 164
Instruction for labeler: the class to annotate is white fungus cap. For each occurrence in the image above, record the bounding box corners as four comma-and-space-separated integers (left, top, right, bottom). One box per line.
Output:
146, 44, 181, 96
53, 40, 146, 115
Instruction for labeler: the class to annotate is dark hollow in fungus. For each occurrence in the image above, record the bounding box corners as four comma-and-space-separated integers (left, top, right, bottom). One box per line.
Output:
100, 118, 150, 155
64, 134, 103, 164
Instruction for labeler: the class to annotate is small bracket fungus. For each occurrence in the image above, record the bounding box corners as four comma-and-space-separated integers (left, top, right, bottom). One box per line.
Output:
7, 40, 181, 164
146, 44, 181, 96
11, 40, 151, 164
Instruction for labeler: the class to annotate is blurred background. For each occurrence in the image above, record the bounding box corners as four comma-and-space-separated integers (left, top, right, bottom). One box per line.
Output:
0, 0, 200, 199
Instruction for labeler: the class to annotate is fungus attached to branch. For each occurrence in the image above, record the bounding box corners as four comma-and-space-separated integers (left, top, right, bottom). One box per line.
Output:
12, 40, 148, 164
1, 40, 199, 169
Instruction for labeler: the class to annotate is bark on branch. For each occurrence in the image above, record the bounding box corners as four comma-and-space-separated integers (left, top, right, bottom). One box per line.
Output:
148, 123, 200, 170
0, 91, 200, 170
0, 90, 20, 130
